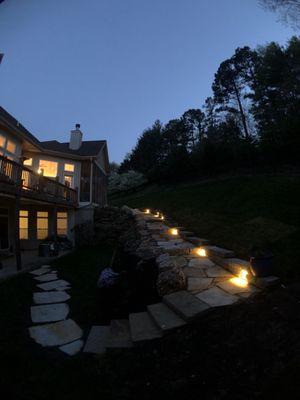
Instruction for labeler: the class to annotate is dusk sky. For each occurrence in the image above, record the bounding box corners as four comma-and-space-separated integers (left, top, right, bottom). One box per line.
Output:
0, 0, 295, 163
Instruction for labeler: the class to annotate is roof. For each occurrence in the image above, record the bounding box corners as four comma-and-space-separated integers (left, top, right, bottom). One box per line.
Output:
41, 140, 106, 157
0, 106, 42, 149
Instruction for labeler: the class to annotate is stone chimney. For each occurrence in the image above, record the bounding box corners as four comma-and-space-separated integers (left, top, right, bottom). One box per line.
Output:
69, 123, 83, 150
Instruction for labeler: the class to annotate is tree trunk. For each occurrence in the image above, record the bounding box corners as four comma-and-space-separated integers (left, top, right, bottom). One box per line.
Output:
233, 81, 249, 139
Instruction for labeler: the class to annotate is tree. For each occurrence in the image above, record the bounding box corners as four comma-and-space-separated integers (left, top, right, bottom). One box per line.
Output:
212, 47, 257, 140
260, 0, 300, 29
181, 109, 206, 149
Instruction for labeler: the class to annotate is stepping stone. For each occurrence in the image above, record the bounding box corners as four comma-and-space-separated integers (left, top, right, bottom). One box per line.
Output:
129, 312, 162, 342
196, 287, 239, 307
34, 273, 58, 282
83, 326, 110, 354
163, 290, 210, 321
183, 267, 206, 278
29, 319, 83, 347
203, 246, 234, 259
59, 339, 84, 356
33, 291, 70, 304
205, 266, 234, 278
147, 303, 186, 332
188, 258, 215, 268
188, 237, 210, 246
218, 258, 251, 276
31, 303, 69, 323
37, 280, 70, 291
106, 320, 133, 349
217, 279, 256, 295
30, 266, 51, 276
187, 277, 213, 292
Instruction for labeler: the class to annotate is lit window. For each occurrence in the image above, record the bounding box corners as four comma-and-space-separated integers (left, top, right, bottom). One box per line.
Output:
64, 163, 74, 172
0, 134, 5, 148
6, 140, 16, 154
19, 210, 28, 239
37, 211, 48, 239
38, 160, 58, 178
57, 212, 68, 235
64, 175, 73, 187
23, 158, 32, 166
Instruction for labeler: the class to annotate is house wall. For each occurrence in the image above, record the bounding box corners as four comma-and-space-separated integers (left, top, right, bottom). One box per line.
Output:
23, 151, 81, 197
0, 128, 23, 162
0, 195, 75, 252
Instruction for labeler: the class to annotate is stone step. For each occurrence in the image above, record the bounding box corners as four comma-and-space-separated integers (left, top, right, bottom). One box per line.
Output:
195, 287, 239, 307
188, 237, 210, 246
34, 273, 58, 282
202, 246, 234, 259
59, 339, 84, 356
163, 290, 210, 321
187, 277, 213, 293
30, 266, 51, 276
147, 302, 186, 333
106, 319, 133, 349
36, 280, 71, 291
129, 311, 162, 343
33, 291, 70, 305
217, 258, 251, 276
83, 326, 110, 354
163, 242, 194, 256
29, 319, 83, 347
30, 303, 69, 323
180, 231, 195, 237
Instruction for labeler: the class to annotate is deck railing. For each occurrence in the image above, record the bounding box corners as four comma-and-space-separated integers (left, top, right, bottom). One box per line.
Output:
0, 155, 78, 206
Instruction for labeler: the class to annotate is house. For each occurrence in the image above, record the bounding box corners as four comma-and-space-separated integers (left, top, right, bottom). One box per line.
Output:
0, 106, 109, 270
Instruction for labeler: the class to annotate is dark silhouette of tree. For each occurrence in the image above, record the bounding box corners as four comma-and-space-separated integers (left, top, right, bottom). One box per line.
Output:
260, 0, 300, 29
212, 47, 257, 140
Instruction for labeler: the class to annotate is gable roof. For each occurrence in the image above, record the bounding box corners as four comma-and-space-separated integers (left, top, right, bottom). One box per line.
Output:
41, 140, 106, 157
0, 106, 42, 149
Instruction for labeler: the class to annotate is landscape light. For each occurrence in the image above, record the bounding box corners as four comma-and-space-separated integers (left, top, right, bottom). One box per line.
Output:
145, 209, 150, 214
160, 214, 165, 220
170, 228, 178, 236
154, 212, 160, 218
196, 248, 207, 257
230, 269, 248, 288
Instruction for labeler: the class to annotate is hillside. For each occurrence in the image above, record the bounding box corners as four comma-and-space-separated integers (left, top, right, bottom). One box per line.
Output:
111, 174, 300, 281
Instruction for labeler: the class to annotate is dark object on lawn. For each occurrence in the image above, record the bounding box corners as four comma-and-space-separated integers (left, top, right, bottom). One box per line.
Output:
250, 247, 274, 277
38, 243, 51, 257
43, 235, 73, 251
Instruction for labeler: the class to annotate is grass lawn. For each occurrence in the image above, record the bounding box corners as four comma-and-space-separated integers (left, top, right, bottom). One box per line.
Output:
110, 174, 300, 281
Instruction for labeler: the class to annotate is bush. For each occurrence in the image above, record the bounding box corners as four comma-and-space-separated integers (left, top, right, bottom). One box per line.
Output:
108, 170, 147, 194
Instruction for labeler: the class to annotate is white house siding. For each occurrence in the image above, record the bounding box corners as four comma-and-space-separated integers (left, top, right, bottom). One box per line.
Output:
0, 128, 22, 162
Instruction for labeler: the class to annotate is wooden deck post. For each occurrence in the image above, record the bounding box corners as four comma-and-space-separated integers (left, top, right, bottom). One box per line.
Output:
15, 163, 22, 271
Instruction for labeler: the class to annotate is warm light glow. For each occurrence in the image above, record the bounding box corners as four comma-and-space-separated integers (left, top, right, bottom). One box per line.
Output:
196, 248, 207, 257
230, 269, 249, 288
170, 228, 178, 236
37, 168, 43, 175
38, 160, 58, 177
160, 215, 165, 220
154, 212, 160, 218
145, 209, 150, 214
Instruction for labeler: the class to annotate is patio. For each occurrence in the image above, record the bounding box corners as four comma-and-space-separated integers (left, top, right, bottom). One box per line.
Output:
0, 249, 72, 281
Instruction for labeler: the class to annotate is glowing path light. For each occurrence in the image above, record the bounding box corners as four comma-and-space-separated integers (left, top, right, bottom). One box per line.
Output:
230, 269, 249, 288
170, 228, 179, 236
196, 248, 207, 257
145, 209, 150, 214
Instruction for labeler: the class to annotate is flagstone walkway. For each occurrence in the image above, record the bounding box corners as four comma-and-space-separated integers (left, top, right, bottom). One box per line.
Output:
28, 207, 279, 357
28, 265, 83, 355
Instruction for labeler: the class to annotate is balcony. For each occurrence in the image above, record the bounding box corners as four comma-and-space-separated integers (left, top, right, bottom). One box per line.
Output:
0, 155, 78, 207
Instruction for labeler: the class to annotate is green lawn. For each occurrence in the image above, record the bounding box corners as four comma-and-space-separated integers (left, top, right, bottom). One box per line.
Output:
111, 175, 300, 281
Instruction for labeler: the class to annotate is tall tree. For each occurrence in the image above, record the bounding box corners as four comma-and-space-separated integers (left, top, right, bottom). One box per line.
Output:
212, 47, 257, 140
181, 109, 205, 150
260, 0, 300, 29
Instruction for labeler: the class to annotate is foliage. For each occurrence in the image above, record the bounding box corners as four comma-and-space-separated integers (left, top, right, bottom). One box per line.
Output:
260, 0, 300, 29
108, 170, 147, 194
120, 36, 300, 182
